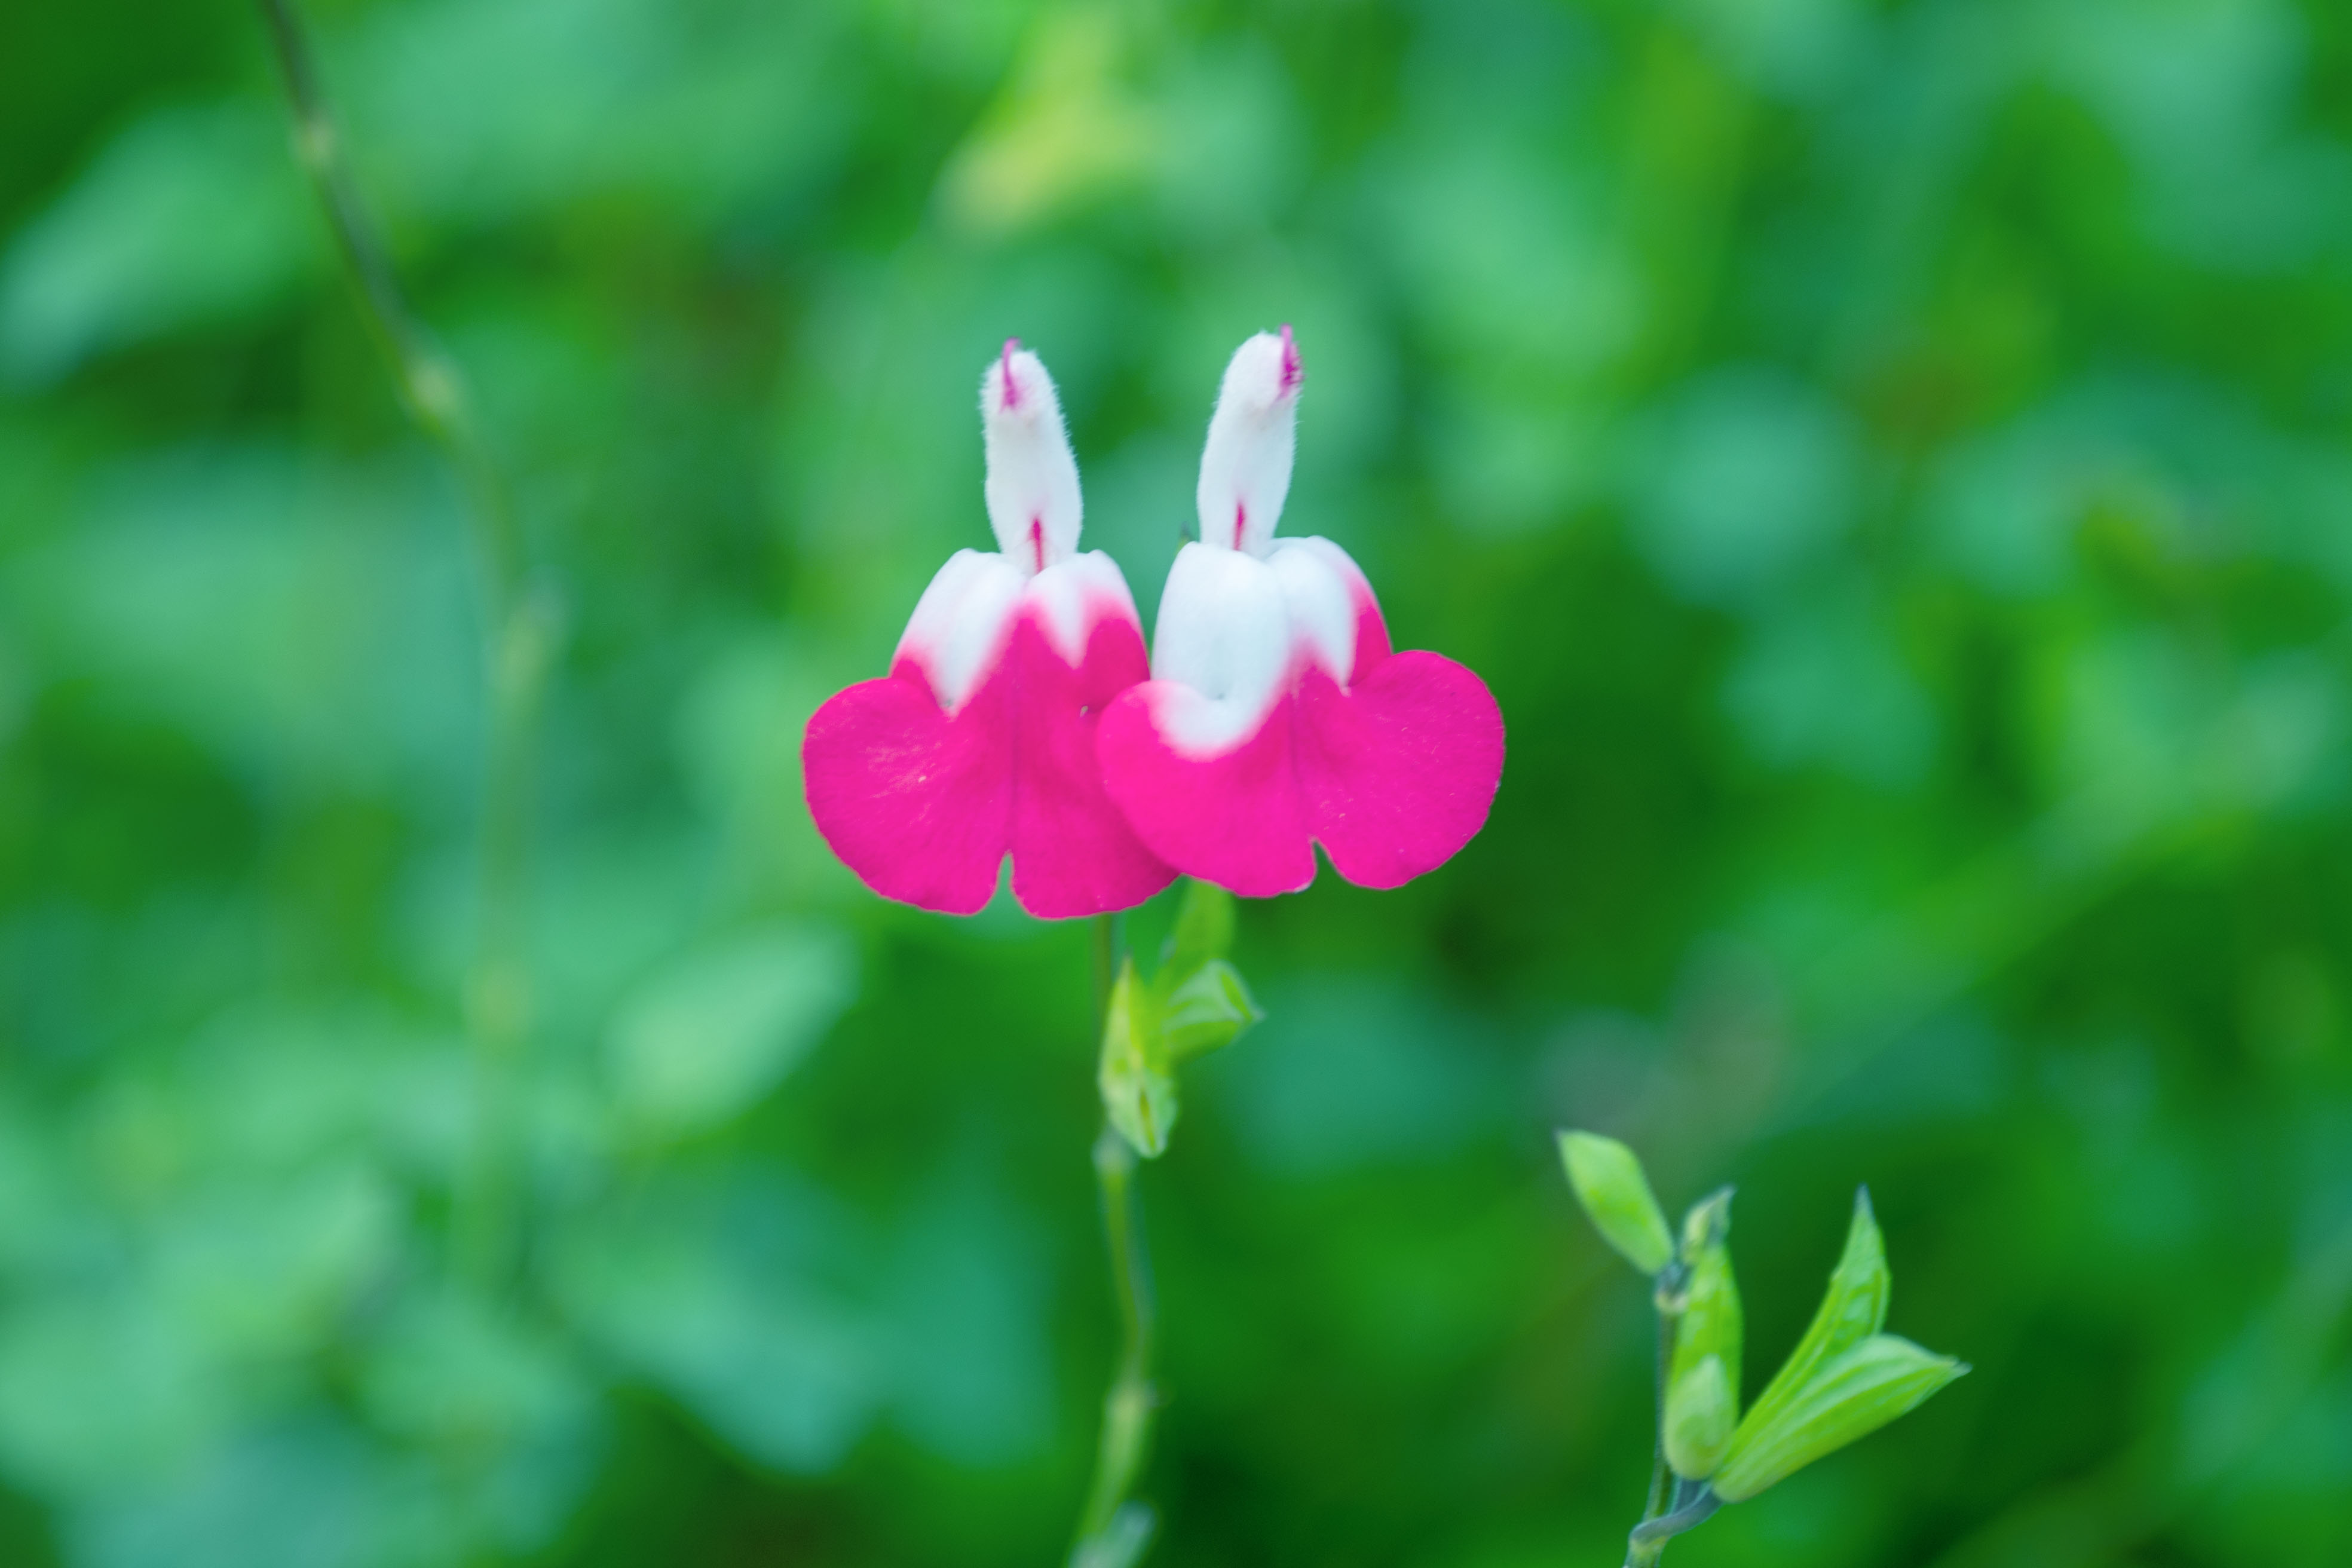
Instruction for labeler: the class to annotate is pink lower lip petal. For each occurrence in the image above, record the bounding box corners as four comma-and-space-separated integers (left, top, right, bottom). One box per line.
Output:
1098, 684, 1318, 899
1097, 619, 1503, 898
1006, 614, 1176, 917
804, 666, 1013, 916
1291, 650, 1503, 889
803, 596, 1173, 919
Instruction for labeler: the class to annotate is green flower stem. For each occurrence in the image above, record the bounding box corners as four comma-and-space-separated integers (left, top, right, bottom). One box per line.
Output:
1643, 1303, 1674, 1523
1092, 911, 1117, 1031
1641, 1255, 1691, 1525
257, 0, 549, 1291
1627, 1257, 1693, 1566
1075, 1126, 1157, 1548
1074, 916, 1160, 1567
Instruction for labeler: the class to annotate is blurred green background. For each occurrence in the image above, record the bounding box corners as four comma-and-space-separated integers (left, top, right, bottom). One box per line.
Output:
5, 0, 2352, 1563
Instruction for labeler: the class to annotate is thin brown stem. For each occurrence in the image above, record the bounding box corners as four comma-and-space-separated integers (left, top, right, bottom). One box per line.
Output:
256, 0, 552, 1291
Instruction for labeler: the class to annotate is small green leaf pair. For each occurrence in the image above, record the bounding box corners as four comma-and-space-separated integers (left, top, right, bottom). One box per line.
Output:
1099, 882, 1263, 1157
1558, 1131, 1967, 1540
1711, 1188, 1964, 1502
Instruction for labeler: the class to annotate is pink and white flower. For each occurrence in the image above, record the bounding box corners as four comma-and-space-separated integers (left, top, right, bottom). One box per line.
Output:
1096, 329, 1506, 897
802, 343, 1175, 918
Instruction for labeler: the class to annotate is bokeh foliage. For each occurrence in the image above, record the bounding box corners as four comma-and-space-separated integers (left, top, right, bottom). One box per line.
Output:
5, 0, 2352, 1563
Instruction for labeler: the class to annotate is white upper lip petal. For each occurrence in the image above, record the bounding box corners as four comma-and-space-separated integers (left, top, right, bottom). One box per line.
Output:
1142, 328, 1381, 754
896, 342, 1149, 712
1195, 327, 1301, 558
981, 340, 1085, 576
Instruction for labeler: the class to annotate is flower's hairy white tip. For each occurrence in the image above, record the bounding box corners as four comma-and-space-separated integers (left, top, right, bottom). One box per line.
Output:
981, 342, 1084, 575
1196, 328, 1301, 558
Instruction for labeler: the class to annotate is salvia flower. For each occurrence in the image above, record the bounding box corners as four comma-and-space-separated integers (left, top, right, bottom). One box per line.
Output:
1097, 329, 1505, 896
802, 344, 1175, 918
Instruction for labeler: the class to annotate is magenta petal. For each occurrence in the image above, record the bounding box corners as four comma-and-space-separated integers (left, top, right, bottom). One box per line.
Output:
1097, 685, 1318, 899
1006, 616, 1176, 919
1293, 651, 1504, 889
1349, 587, 1392, 675
803, 667, 1014, 915
803, 605, 1171, 920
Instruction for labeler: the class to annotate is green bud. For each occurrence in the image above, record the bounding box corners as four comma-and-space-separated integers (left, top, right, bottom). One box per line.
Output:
1662, 1353, 1735, 1480
1097, 896, 1264, 1160
1557, 1132, 1675, 1276
1159, 958, 1261, 1062
1711, 1334, 1968, 1502
1662, 1187, 1742, 1477
1098, 958, 1177, 1157
1166, 878, 1236, 978
1734, 1189, 1889, 1446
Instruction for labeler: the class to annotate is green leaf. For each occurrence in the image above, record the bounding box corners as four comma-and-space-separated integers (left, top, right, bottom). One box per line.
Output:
358, 1286, 588, 1451
1662, 1187, 1742, 1478
0, 102, 315, 384
1165, 878, 1235, 980
549, 1180, 878, 1475
605, 923, 856, 1138
0, 1291, 231, 1494
1071, 1500, 1157, 1568
1711, 1334, 1968, 1502
1711, 1188, 1963, 1502
1732, 1188, 1889, 1453
1557, 1131, 1675, 1276
1159, 958, 1261, 1062
1098, 959, 1177, 1158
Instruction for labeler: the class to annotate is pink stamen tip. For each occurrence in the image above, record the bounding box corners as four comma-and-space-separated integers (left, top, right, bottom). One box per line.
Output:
1234, 501, 1247, 550
1029, 516, 1045, 572
1000, 339, 1022, 409
1278, 324, 1300, 395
